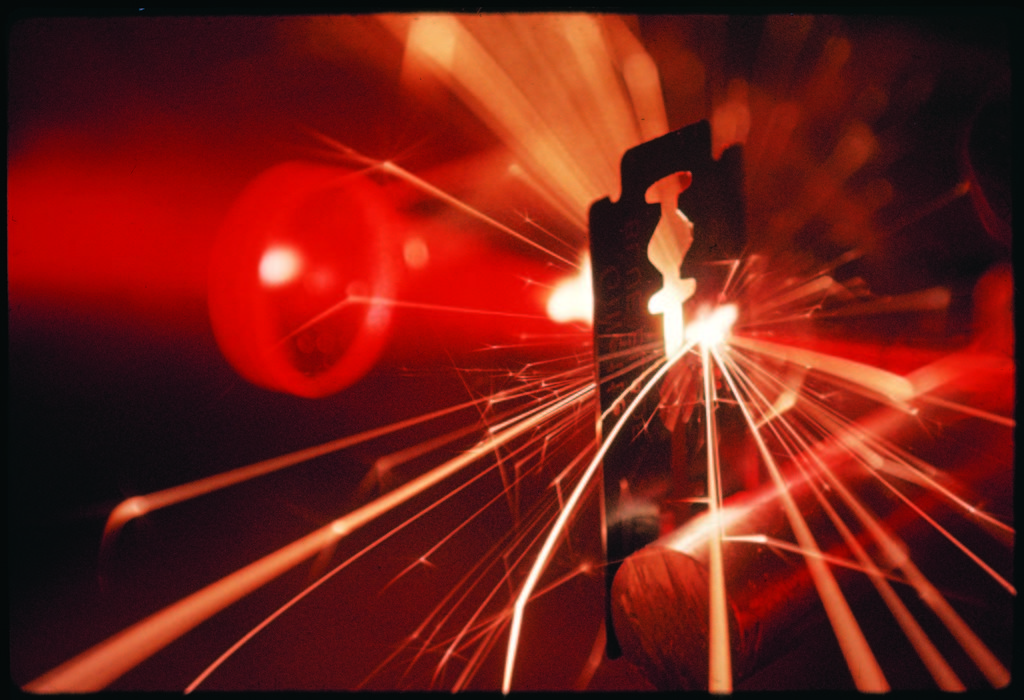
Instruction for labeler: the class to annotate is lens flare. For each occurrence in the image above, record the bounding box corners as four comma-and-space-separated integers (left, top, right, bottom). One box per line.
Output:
258, 245, 303, 287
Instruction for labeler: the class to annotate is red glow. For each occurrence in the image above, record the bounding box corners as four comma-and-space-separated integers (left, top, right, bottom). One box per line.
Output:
6, 130, 221, 309
207, 161, 403, 398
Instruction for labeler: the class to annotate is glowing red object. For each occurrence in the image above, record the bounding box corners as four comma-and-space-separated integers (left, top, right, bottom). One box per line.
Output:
208, 161, 402, 398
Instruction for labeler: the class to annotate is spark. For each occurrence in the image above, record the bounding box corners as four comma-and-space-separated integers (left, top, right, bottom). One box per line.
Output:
718, 340, 1011, 687
810, 286, 951, 319
760, 408, 968, 692
187, 406, 588, 693
514, 206, 579, 250
798, 473, 966, 691
794, 464, 970, 691
753, 365, 807, 428
885, 180, 972, 236
722, 535, 910, 584
505, 163, 589, 232
27, 383, 593, 694
809, 402, 1014, 538
306, 128, 581, 269
808, 417, 1010, 687
745, 274, 835, 317
396, 449, 593, 689
712, 344, 890, 692
272, 294, 553, 355
502, 337, 696, 693
381, 13, 611, 224
102, 395, 506, 545
917, 393, 1015, 428
701, 342, 732, 693
871, 469, 1015, 596
449, 559, 596, 692
405, 433, 589, 668
103, 355, 592, 547
730, 343, 1014, 539
574, 623, 609, 691
728, 334, 915, 406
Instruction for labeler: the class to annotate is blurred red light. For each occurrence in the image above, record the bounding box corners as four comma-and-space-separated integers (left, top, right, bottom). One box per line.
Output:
208, 161, 403, 398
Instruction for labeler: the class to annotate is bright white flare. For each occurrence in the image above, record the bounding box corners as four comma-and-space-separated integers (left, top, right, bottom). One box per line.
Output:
546, 254, 593, 324
687, 304, 738, 347
258, 245, 302, 287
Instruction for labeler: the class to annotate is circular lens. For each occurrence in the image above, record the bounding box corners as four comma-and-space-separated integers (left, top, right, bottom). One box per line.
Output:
208, 161, 401, 398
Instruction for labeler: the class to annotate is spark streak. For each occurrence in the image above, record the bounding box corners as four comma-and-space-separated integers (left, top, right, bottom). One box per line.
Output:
275, 294, 552, 353
502, 338, 697, 694
712, 344, 890, 692
701, 343, 732, 693
728, 334, 915, 405
918, 393, 1015, 428
718, 341, 1011, 687
723, 535, 911, 583
307, 128, 581, 269
802, 411, 1011, 687
803, 400, 1014, 539
103, 396, 495, 544
802, 460, 984, 691
186, 403, 591, 693
730, 343, 1014, 541
27, 385, 593, 693
778, 438, 966, 690
380, 14, 605, 224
